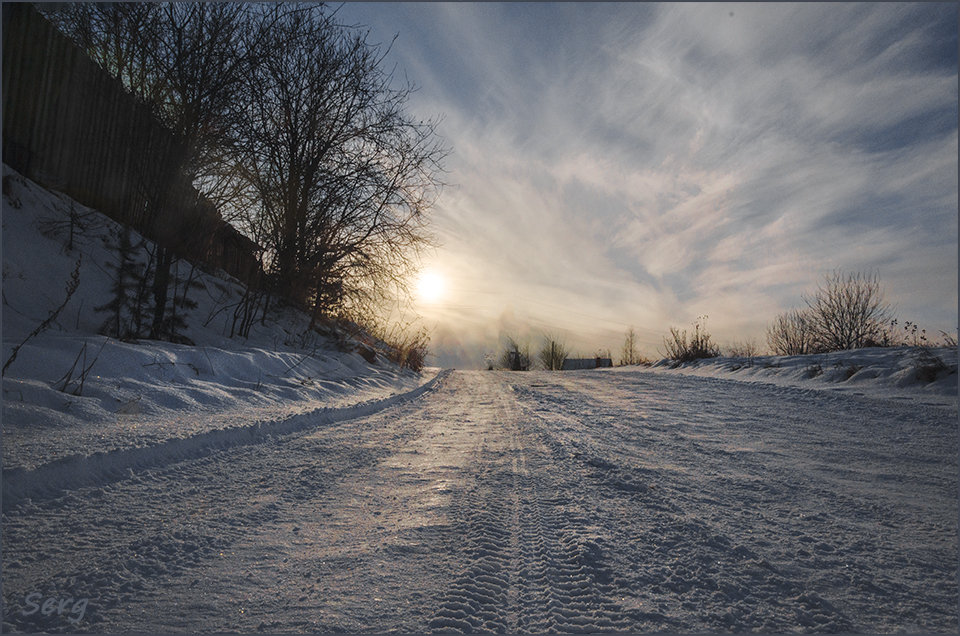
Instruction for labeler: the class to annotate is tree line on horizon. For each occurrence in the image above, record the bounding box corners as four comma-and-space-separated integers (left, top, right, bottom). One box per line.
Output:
493, 270, 956, 371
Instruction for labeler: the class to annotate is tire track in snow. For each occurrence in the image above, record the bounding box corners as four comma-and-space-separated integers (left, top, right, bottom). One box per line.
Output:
511, 372, 954, 632
512, 426, 629, 634
5, 369, 953, 632
427, 383, 517, 633
513, 378, 861, 632
427, 376, 629, 634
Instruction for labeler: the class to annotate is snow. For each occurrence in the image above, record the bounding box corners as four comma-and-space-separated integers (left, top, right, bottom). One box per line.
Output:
3, 166, 958, 633
3, 164, 435, 472
3, 370, 956, 633
638, 346, 958, 409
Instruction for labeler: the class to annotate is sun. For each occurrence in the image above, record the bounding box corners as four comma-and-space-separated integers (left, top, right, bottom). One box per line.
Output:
415, 269, 446, 304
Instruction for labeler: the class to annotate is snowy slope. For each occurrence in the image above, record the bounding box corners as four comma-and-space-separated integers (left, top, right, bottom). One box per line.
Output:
627, 346, 958, 409
2, 164, 433, 471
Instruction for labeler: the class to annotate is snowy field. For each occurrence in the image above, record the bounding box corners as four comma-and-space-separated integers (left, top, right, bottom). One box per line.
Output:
2, 370, 956, 633
3, 166, 958, 633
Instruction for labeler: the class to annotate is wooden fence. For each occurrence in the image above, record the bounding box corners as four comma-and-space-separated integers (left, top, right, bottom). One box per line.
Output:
2, 4, 259, 283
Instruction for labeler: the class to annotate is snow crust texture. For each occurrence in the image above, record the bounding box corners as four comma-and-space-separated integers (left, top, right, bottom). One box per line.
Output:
3, 370, 956, 633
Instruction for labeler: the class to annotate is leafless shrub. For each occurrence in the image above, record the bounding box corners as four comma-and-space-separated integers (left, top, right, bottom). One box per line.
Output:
726, 339, 760, 359
661, 315, 721, 363
57, 339, 107, 396
354, 317, 430, 372
803, 270, 892, 352
839, 362, 862, 381
539, 335, 568, 371
874, 319, 958, 350
911, 345, 957, 383
381, 326, 429, 372
767, 309, 815, 356
230, 284, 269, 339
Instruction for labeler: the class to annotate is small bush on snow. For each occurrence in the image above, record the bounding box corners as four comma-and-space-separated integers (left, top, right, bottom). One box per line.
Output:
912, 347, 953, 383
662, 316, 721, 363
726, 339, 761, 359
384, 328, 430, 372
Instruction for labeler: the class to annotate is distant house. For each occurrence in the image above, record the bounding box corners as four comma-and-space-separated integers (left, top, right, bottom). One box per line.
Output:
562, 357, 613, 371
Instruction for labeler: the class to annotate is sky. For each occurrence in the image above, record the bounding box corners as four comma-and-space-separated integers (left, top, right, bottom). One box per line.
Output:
335, 2, 959, 368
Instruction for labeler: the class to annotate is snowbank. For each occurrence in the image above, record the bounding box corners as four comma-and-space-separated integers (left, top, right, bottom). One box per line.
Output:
2, 369, 450, 510
623, 346, 958, 409
2, 164, 433, 471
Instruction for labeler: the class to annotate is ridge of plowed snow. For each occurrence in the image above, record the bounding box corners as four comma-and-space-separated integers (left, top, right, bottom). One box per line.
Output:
626, 346, 958, 408
2, 370, 451, 512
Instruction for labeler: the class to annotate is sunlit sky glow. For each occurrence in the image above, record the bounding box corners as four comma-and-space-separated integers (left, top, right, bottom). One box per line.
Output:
338, 2, 958, 368
415, 269, 447, 305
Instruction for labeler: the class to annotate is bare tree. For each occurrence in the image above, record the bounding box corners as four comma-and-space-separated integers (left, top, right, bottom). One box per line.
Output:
46, 2, 257, 193
46, 3, 446, 337
234, 4, 446, 324
43, 3, 160, 102
766, 309, 814, 355
45, 3, 259, 340
621, 326, 640, 366
538, 335, 568, 371
803, 270, 892, 351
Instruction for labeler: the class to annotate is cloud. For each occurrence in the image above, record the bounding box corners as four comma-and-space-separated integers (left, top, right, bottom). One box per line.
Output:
341, 2, 958, 366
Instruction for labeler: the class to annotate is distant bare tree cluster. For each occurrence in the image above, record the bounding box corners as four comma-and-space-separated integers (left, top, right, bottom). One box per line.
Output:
488, 270, 944, 372
767, 270, 892, 355
44, 2, 446, 339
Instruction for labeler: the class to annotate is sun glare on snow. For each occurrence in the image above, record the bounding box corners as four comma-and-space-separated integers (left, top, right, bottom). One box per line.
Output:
416, 270, 446, 304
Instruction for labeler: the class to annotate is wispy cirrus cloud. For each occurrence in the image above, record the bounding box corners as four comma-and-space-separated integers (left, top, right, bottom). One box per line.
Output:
340, 2, 957, 367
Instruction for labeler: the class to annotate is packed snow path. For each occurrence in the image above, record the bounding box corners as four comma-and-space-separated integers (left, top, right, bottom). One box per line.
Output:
3, 370, 956, 633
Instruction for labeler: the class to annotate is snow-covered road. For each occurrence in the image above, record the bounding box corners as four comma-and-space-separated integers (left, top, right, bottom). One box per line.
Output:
3, 370, 957, 633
